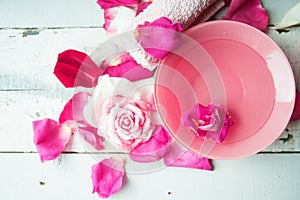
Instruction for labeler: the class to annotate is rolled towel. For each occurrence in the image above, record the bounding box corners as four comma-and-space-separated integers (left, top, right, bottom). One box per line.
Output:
130, 0, 225, 69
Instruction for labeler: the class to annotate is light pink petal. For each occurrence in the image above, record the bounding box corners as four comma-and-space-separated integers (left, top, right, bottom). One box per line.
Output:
290, 91, 300, 121
59, 92, 90, 124
91, 158, 125, 198
135, 17, 183, 59
58, 92, 105, 150
103, 53, 154, 81
163, 142, 213, 171
78, 126, 105, 150
33, 118, 72, 163
222, 0, 269, 31
129, 126, 172, 162
103, 7, 136, 34
97, 0, 138, 9
136, 1, 152, 16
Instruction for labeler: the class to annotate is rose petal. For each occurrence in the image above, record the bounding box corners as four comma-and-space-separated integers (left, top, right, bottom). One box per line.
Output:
97, 0, 138, 9
290, 91, 300, 121
163, 142, 213, 171
103, 6, 136, 34
91, 158, 125, 198
59, 92, 90, 123
53, 50, 103, 88
275, 1, 300, 30
222, 0, 269, 31
78, 126, 105, 150
33, 118, 72, 163
136, 1, 152, 16
135, 17, 183, 59
129, 126, 172, 162
103, 53, 154, 81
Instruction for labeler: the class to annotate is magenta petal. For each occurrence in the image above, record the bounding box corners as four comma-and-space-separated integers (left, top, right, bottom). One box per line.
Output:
33, 118, 72, 163
222, 0, 269, 31
53, 50, 103, 88
290, 91, 300, 121
136, 17, 183, 59
129, 126, 172, 163
91, 158, 125, 198
59, 92, 90, 124
136, 1, 152, 16
97, 0, 138, 9
163, 142, 213, 171
103, 53, 154, 81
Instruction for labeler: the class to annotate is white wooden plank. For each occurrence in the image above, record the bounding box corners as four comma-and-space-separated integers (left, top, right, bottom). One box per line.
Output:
0, 153, 299, 200
0, 0, 103, 28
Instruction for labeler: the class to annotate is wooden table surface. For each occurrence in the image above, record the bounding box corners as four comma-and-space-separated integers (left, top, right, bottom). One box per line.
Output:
0, 0, 300, 199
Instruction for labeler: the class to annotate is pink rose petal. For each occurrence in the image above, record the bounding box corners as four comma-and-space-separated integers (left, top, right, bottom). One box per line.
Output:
33, 118, 72, 163
97, 0, 138, 9
136, 1, 152, 16
135, 17, 183, 59
222, 0, 269, 31
59, 92, 105, 150
129, 126, 172, 162
59, 92, 90, 123
163, 142, 213, 171
78, 126, 105, 150
103, 53, 154, 81
91, 158, 125, 198
290, 91, 300, 121
53, 50, 103, 88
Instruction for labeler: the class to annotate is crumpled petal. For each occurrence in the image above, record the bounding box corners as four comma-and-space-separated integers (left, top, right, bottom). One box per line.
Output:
97, 0, 138, 9
290, 91, 300, 121
222, 0, 269, 31
103, 6, 136, 34
136, 1, 152, 16
103, 53, 154, 81
78, 126, 105, 150
163, 142, 213, 171
91, 158, 125, 198
33, 118, 72, 163
135, 17, 183, 59
129, 126, 172, 162
53, 50, 103, 88
275, 1, 300, 30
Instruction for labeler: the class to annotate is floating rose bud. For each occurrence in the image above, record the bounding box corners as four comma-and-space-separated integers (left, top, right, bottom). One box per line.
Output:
182, 103, 233, 143
91, 158, 125, 198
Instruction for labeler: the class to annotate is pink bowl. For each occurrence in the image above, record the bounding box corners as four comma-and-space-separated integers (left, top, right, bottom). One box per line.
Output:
154, 21, 295, 160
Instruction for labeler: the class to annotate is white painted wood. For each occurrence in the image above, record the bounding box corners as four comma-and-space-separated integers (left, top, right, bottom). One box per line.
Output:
0, 153, 299, 200
0, 0, 103, 28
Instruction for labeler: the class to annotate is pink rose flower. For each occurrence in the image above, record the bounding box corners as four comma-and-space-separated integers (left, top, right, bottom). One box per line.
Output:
99, 95, 154, 151
84, 75, 157, 151
182, 103, 233, 143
